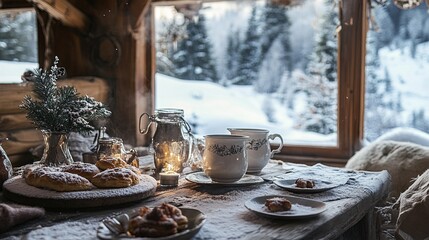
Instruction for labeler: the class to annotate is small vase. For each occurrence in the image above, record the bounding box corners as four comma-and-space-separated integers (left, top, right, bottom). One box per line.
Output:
40, 130, 74, 166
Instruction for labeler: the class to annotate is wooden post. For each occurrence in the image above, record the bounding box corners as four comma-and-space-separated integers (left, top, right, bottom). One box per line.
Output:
36, 0, 154, 146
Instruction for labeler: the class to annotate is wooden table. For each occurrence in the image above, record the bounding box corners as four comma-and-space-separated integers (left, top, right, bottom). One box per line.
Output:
0, 162, 390, 240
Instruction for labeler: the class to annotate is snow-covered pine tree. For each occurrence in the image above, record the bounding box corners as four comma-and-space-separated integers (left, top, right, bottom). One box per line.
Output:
410, 109, 429, 133
364, 30, 384, 141
255, 37, 285, 93
298, 1, 338, 135
172, 14, 218, 82
156, 15, 187, 76
225, 29, 241, 83
259, 1, 292, 72
374, 7, 395, 50
406, 9, 425, 58
236, 5, 261, 85
364, 31, 400, 141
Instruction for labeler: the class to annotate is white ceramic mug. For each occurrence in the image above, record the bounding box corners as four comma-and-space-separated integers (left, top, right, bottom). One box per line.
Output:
227, 128, 284, 173
203, 134, 249, 183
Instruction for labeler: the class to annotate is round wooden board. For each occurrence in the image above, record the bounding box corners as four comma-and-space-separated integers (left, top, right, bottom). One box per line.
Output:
2, 175, 157, 209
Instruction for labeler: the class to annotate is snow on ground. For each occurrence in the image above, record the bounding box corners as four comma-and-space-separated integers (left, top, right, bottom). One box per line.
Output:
374, 127, 429, 147
0, 60, 38, 83
155, 73, 337, 146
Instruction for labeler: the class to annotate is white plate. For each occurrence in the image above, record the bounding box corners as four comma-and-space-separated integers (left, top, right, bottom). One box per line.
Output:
273, 179, 339, 193
185, 172, 264, 186
97, 208, 205, 240
245, 195, 326, 219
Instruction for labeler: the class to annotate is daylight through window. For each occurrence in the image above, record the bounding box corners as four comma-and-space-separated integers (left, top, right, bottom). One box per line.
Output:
364, 1, 429, 144
0, 8, 38, 84
154, 0, 340, 147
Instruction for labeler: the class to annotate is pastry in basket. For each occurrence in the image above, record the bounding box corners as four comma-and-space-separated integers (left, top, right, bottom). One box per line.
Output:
295, 178, 315, 188
127, 203, 188, 238
265, 197, 292, 212
95, 156, 128, 170
25, 166, 93, 192
90, 168, 140, 188
62, 162, 100, 180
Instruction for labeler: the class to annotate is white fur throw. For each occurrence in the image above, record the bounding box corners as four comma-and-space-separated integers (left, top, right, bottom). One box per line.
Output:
345, 140, 429, 198
396, 169, 429, 240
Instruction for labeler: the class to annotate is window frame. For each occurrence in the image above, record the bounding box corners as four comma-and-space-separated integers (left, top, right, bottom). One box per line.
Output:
145, 0, 367, 166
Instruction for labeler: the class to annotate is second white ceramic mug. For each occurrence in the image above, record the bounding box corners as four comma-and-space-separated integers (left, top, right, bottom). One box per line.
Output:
227, 128, 284, 173
203, 134, 249, 183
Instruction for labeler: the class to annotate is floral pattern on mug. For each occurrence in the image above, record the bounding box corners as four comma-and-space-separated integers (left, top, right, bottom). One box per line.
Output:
248, 138, 267, 151
207, 144, 244, 156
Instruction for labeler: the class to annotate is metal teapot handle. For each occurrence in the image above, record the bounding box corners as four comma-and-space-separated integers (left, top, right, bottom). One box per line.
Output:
139, 113, 155, 135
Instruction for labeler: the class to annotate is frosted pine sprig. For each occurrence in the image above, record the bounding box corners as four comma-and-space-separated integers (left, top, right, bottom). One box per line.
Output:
20, 57, 111, 133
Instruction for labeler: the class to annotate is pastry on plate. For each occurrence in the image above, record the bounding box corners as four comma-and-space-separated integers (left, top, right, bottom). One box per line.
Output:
127, 203, 189, 237
265, 197, 292, 212
295, 178, 315, 188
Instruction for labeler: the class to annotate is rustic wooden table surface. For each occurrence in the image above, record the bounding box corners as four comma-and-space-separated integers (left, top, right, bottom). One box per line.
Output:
0, 161, 390, 240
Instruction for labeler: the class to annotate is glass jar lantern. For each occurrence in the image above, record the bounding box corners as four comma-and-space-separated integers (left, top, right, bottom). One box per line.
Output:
139, 108, 193, 177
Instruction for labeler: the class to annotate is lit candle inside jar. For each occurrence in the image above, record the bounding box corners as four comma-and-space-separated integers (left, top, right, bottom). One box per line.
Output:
159, 171, 179, 186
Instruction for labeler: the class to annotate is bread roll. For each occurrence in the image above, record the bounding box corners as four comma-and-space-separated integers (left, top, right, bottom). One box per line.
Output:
91, 168, 140, 188
25, 167, 93, 192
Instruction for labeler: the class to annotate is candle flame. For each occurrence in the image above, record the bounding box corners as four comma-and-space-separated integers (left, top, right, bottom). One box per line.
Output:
164, 163, 176, 173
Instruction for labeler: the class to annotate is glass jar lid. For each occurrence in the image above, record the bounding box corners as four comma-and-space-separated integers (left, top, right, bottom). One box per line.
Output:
155, 108, 184, 121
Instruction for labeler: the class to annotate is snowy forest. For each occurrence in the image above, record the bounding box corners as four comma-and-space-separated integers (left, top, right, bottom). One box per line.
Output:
1, 1, 429, 144
365, 2, 429, 140
154, 0, 429, 143
0, 10, 37, 62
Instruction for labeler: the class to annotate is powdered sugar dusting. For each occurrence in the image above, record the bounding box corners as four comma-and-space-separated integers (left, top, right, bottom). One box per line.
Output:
35, 170, 91, 185
4, 175, 156, 200
62, 162, 100, 175
94, 168, 137, 181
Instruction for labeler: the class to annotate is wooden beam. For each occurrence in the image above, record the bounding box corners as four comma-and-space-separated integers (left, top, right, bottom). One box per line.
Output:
0, 0, 32, 9
31, 0, 89, 32
128, 0, 151, 31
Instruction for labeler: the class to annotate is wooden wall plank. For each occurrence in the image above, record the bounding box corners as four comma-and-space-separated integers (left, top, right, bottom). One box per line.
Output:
0, 77, 110, 114
8, 153, 35, 167
1, 139, 40, 155
0, 114, 33, 131
0, 129, 43, 142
